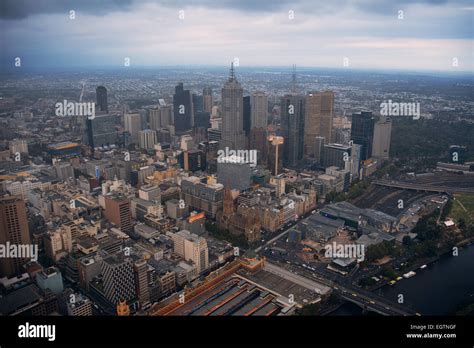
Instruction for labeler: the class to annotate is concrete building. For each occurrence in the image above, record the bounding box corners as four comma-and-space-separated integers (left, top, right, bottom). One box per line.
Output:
372, 116, 392, 161
124, 113, 142, 143
251, 91, 268, 129
138, 129, 157, 150
101, 254, 136, 305
171, 230, 209, 273
36, 267, 64, 295
0, 196, 31, 278
104, 194, 132, 233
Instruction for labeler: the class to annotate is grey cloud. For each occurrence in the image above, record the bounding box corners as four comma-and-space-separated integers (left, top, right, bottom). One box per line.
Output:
2, 0, 468, 20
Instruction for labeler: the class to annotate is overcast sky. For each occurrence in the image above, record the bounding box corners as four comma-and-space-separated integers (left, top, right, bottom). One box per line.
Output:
1, 0, 473, 72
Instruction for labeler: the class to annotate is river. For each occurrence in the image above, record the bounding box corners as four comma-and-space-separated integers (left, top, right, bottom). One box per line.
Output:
330, 243, 474, 315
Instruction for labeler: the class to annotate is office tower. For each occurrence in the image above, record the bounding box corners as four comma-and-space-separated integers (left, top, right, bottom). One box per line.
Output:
173, 83, 193, 133
86, 114, 117, 149
281, 94, 305, 167
251, 91, 268, 129
203, 87, 213, 113
194, 111, 211, 128
221, 63, 246, 150
243, 96, 251, 137
249, 128, 267, 164
192, 94, 204, 114
134, 259, 151, 309
104, 194, 132, 233
138, 184, 161, 202
179, 149, 207, 172
372, 116, 392, 161
304, 91, 334, 158
101, 254, 136, 305
160, 105, 172, 127
351, 111, 375, 161
314, 136, 326, 165
96, 86, 108, 113
138, 129, 157, 150
321, 143, 351, 169
124, 113, 142, 143
0, 195, 31, 278
171, 230, 209, 273
267, 135, 284, 175
149, 107, 161, 130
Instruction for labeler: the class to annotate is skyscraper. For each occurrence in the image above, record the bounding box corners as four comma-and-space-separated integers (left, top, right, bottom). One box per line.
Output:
86, 114, 117, 149
304, 91, 334, 158
281, 94, 305, 167
203, 87, 213, 113
243, 96, 251, 137
96, 86, 108, 113
124, 113, 142, 144
221, 63, 246, 150
351, 112, 375, 161
173, 83, 193, 133
0, 195, 31, 278
251, 91, 268, 129
149, 107, 161, 130
372, 116, 392, 161
138, 129, 157, 150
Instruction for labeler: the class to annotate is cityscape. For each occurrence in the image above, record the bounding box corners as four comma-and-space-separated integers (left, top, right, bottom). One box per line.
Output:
0, 0, 473, 346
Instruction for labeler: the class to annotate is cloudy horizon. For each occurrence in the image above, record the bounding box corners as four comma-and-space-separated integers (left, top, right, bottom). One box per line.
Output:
1, 0, 473, 72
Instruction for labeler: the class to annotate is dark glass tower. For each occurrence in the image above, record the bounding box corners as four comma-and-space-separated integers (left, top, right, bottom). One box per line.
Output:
351, 111, 375, 161
96, 86, 108, 113
243, 96, 251, 137
173, 83, 193, 133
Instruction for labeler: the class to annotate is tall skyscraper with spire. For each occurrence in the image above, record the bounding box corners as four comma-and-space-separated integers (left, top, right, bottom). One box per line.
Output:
221, 63, 246, 150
